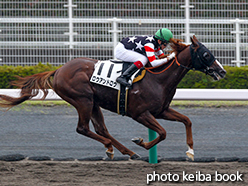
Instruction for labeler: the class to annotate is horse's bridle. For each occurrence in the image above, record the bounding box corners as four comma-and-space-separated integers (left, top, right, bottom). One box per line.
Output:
177, 42, 216, 75
146, 42, 216, 75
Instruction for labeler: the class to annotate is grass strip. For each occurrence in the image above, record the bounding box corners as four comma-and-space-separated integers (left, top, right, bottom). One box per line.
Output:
171, 100, 248, 108
19, 100, 248, 108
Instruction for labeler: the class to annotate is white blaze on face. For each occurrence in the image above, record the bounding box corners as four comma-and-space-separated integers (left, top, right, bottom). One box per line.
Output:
215, 59, 225, 71
213, 59, 225, 80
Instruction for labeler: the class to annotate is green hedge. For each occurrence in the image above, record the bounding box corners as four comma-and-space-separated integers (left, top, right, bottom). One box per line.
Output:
0, 63, 59, 89
178, 66, 248, 89
0, 64, 247, 89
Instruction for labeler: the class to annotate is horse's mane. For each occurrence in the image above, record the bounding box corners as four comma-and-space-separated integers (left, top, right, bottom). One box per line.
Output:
169, 38, 189, 54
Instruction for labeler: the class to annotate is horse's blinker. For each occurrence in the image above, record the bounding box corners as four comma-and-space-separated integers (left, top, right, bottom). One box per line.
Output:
190, 42, 216, 72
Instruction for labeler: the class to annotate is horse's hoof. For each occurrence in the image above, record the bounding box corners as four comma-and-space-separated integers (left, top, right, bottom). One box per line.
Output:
106, 150, 114, 160
186, 148, 194, 161
130, 153, 141, 160
132, 137, 143, 145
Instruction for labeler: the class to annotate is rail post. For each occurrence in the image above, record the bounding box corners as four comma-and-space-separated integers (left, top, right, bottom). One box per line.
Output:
230, 18, 245, 67
180, 0, 194, 44
108, 17, 122, 59
148, 129, 157, 164
64, 0, 78, 50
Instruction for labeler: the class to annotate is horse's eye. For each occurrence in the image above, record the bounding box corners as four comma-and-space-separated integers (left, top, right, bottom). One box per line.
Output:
208, 68, 214, 73
203, 52, 210, 59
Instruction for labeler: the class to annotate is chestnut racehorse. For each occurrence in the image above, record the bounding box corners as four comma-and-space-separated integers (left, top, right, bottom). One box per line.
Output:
0, 36, 226, 160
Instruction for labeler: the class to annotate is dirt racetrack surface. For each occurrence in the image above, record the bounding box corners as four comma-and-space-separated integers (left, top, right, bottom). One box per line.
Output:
0, 160, 247, 186
0, 105, 248, 185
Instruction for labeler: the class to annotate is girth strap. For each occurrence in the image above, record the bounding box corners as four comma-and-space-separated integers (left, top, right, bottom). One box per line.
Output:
117, 86, 128, 116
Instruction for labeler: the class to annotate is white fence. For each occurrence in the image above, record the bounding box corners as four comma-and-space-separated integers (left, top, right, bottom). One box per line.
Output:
1, 0, 248, 66
1, 89, 248, 101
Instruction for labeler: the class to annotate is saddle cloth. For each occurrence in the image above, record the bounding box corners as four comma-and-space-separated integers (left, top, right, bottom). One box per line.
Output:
90, 60, 145, 90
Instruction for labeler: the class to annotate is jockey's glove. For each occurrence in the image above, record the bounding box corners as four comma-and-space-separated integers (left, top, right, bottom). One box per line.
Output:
167, 52, 176, 60
151, 52, 176, 67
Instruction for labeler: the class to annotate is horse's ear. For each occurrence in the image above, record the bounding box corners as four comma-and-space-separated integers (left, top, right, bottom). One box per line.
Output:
193, 35, 199, 42
190, 35, 198, 47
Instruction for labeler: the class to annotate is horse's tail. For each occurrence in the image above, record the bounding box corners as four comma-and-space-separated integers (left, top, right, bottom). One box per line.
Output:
0, 70, 57, 108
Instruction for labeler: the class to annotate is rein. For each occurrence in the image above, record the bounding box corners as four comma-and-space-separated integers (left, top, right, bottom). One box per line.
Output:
145, 42, 215, 75
145, 56, 191, 75
175, 57, 192, 70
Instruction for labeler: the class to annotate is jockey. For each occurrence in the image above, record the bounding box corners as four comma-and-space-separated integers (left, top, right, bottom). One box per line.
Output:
115, 28, 176, 88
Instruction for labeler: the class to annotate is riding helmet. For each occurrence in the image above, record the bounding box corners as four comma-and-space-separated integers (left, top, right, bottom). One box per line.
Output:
154, 28, 173, 43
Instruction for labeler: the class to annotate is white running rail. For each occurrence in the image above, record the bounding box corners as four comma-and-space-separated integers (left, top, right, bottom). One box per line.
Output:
0, 89, 248, 101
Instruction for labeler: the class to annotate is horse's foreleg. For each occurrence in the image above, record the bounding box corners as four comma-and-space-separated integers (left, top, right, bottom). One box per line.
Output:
91, 104, 140, 159
158, 107, 194, 160
133, 111, 166, 150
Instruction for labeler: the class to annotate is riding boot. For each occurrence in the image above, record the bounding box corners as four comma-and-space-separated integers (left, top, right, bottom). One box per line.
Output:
116, 63, 139, 88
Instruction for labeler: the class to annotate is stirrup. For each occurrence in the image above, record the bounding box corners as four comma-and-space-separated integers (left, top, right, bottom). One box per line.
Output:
116, 77, 131, 87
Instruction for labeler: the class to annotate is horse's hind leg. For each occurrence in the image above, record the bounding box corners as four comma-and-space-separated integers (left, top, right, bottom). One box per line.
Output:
158, 107, 194, 160
72, 98, 114, 157
91, 104, 140, 159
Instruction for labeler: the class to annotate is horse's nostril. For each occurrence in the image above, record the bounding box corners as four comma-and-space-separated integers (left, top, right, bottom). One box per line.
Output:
220, 69, 226, 77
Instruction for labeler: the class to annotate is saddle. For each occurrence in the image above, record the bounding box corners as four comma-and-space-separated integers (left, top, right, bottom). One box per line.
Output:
110, 59, 146, 83
90, 60, 146, 116
90, 60, 146, 90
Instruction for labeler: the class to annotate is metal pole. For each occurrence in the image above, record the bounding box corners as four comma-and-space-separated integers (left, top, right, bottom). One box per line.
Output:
180, 0, 194, 44
148, 129, 157, 164
0, 26, 2, 62
230, 18, 245, 67
108, 17, 122, 58
64, 0, 77, 51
